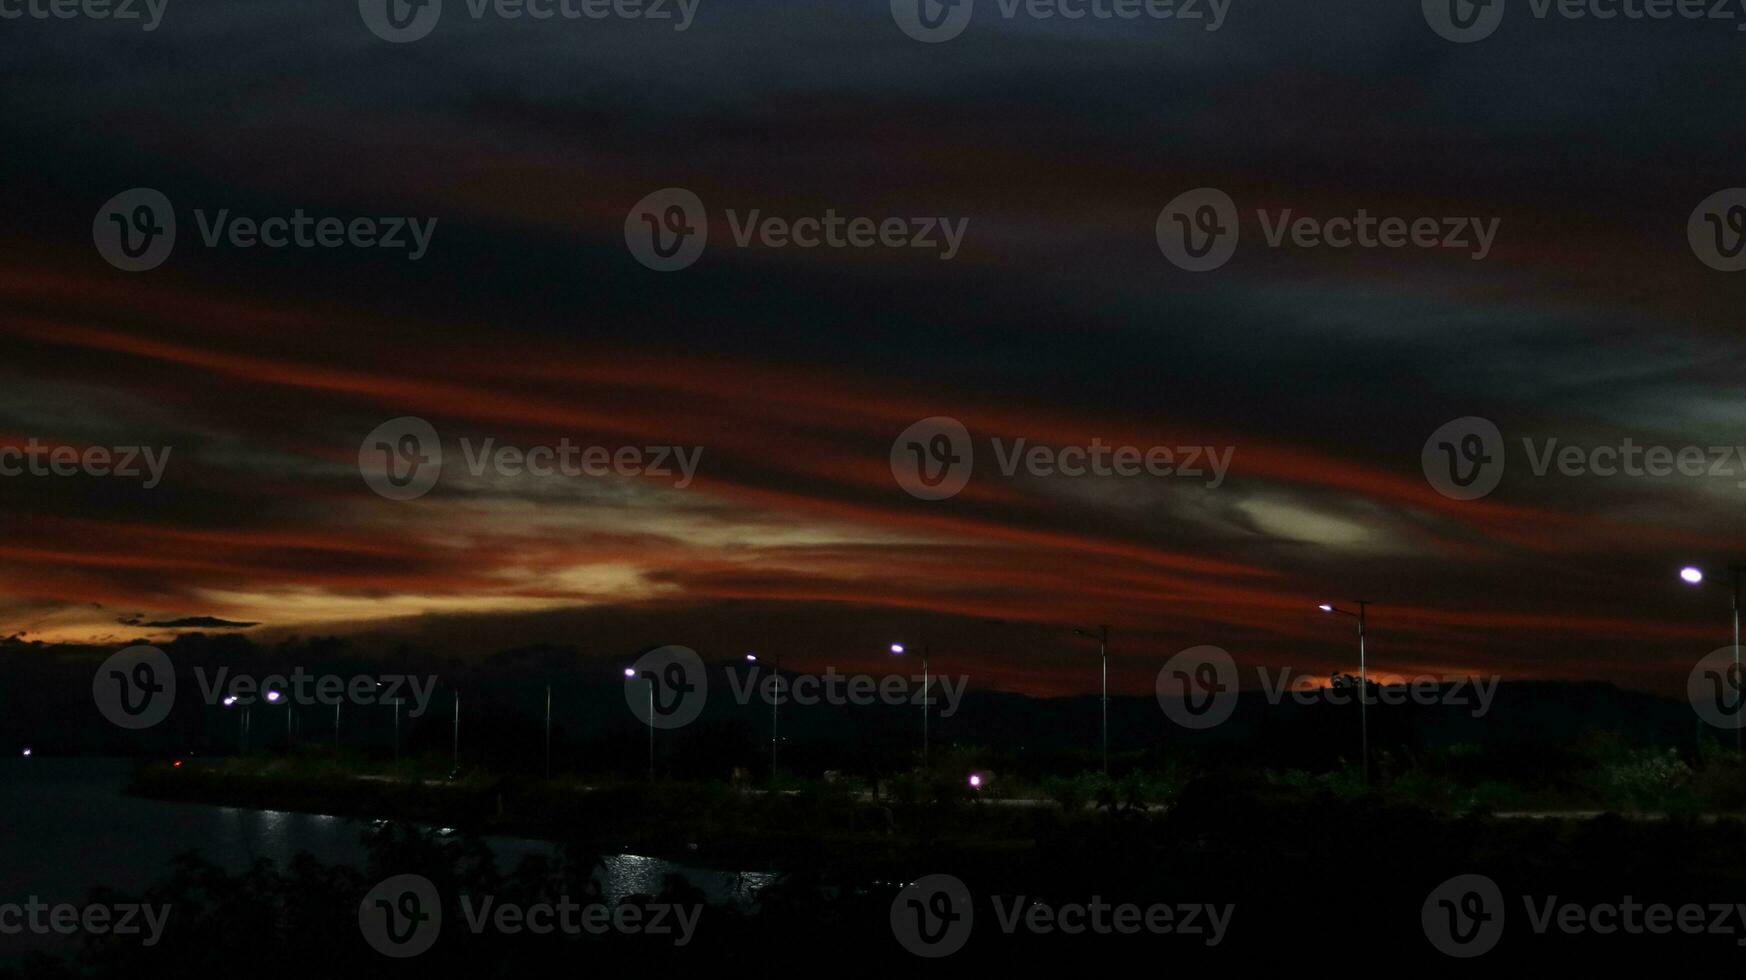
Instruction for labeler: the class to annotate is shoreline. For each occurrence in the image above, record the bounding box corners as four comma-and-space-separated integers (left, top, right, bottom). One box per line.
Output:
125, 760, 1046, 874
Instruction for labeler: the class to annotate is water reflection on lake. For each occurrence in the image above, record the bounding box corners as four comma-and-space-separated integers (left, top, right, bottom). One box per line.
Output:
0, 758, 774, 922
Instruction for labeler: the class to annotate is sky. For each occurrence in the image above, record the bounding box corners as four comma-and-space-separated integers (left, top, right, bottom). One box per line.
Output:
3, 0, 1746, 695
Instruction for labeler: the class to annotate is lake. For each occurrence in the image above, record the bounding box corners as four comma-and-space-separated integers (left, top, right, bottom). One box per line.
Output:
0, 757, 774, 958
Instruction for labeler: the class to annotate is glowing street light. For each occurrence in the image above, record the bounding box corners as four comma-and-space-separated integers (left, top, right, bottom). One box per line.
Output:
264, 689, 292, 747
21, 748, 31, 758
222, 696, 249, 754
746, 653, 782, 778
1680, 563, 1744, 753
625, 666, 654, 780
967, 773, 982, 789
890, 643, 930, 767
1317, 600, 1373, 784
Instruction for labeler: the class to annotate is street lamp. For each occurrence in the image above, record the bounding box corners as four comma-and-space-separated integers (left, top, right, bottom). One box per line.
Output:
222, 696, 247, 754
626, 667, 653, 780
1317, 601, 1372, 785
747, 654, 781, 778
891, 643, 930, 768
1070, 625, 1111, 776
1680, 564, 1744, 753
265, 689, 290, 748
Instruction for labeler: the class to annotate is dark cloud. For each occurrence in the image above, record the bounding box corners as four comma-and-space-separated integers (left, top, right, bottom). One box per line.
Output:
1, 0, 1743, 694
121, 616, 261, 629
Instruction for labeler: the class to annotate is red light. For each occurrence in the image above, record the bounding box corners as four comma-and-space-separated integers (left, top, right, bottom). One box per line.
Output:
172, 759, 183, 768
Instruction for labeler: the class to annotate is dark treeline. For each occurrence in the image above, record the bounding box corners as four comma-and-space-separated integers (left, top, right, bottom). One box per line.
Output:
1, 633, 1722, 786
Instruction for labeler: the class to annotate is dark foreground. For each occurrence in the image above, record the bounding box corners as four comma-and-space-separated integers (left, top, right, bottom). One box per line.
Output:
9, 763, 1746, 974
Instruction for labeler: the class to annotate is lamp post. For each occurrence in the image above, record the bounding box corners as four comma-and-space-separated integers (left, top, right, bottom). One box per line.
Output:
747, 654, 780, 778
1071, 625, 1110, 776
377, 682, 401, 764
265, 689, 288, 749
891, 643, 929, 768
544, 684, 552, 779
1680, 564, 1744, 753
222, 696, 244, 754
626, 667, 653, 780
1317, 601, 1372, 784
451, 692, 460, 773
